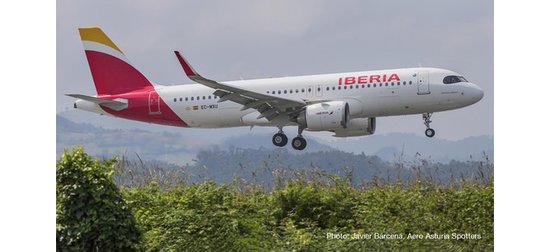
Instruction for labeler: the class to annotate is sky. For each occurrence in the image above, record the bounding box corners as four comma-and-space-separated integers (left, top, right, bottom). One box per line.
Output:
57, 0, 493, 140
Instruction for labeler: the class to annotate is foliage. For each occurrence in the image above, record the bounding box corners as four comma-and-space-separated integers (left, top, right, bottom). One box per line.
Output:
125, 178, 493, 251
56, 147, 141, 251
57, 148, 493, 251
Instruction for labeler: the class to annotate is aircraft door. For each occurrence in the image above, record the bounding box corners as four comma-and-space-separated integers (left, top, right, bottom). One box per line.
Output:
148, 91, 161, 115
417, 71, 430, 95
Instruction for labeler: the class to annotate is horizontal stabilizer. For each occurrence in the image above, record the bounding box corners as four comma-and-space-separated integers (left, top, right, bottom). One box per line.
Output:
66, 94, 128, 111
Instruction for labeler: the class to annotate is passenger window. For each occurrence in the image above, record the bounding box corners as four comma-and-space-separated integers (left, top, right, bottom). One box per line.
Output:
308, 88, 311, 92
191, 97, 194, 101
173, 98, 177, 102
185, 97, 188, 101
197, 96, 200, 100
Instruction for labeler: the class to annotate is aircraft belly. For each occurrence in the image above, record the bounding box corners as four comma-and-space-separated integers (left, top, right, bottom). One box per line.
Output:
180, 102, 244, 128
182, 107, 221, 128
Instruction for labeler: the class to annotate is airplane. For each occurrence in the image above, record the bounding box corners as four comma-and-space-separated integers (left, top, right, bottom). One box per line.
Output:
68, 27, 484, 150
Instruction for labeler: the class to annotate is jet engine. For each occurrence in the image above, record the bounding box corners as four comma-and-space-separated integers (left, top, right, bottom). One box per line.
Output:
296, 101, 349, 131
332, 117, 376, 137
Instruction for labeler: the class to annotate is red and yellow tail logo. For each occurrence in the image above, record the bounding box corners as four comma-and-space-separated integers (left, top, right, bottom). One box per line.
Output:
79, 27, 153, 95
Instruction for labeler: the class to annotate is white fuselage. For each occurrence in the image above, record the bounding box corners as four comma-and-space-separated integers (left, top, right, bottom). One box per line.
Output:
145, 67, 483, 129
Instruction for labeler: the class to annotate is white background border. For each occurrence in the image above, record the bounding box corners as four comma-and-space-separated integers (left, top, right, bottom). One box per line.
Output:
1, 1, 548, 250
1, 1, 55, 250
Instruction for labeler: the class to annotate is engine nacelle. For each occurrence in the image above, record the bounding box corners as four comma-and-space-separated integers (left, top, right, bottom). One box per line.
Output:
297, 101, 349, 131
332, 117, 376, 137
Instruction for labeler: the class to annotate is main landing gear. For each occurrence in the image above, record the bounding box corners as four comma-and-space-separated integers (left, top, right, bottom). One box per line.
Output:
272, 126, 307, 150
272, 127, 288, 147
423, 112, 435, 138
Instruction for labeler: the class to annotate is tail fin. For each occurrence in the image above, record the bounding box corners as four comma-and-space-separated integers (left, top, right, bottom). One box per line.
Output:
78, 27, 153, 95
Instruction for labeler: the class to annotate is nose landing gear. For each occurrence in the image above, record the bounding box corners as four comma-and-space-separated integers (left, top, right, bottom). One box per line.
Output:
423, 113, 435, 138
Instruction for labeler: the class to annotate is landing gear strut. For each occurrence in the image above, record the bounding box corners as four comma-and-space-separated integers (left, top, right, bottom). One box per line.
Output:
423, 113, 435, 138
272, 126, 288, 147
291, 126, 307, 150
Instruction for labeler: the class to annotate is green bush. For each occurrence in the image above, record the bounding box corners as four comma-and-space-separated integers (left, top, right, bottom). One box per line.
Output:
123, 180, 492, 251
124, 182, 276, 251
56, 149, 493, 251
56, 147, 141, 251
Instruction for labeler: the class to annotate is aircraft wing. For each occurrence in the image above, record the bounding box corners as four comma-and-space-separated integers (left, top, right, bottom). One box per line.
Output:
174, 51, 306, 120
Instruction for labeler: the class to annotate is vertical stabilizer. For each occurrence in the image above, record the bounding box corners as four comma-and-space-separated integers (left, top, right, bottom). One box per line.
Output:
78, 27, 153, 95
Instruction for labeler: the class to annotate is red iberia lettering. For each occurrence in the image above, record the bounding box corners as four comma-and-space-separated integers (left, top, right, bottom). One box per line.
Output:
338, 73, 400, 85
387, 73, 400, 82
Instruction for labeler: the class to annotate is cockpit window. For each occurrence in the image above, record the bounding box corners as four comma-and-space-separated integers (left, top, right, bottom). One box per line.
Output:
443, 75, 468, 84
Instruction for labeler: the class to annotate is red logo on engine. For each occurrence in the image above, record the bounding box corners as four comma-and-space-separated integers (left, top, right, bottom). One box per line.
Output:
315, 111, 334, 115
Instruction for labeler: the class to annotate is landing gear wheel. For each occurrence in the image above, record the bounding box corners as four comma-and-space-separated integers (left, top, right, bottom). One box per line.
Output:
422, 113, 435, 138
425, 128, 435, 138
272, 133, 288, 147
291, 137, 307, 150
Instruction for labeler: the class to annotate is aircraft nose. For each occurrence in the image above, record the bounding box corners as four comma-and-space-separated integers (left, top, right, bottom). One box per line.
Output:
471, 84, 484, 103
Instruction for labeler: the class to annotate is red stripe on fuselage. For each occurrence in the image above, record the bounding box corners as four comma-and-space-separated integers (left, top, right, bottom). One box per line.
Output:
99, 88, 188, 127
